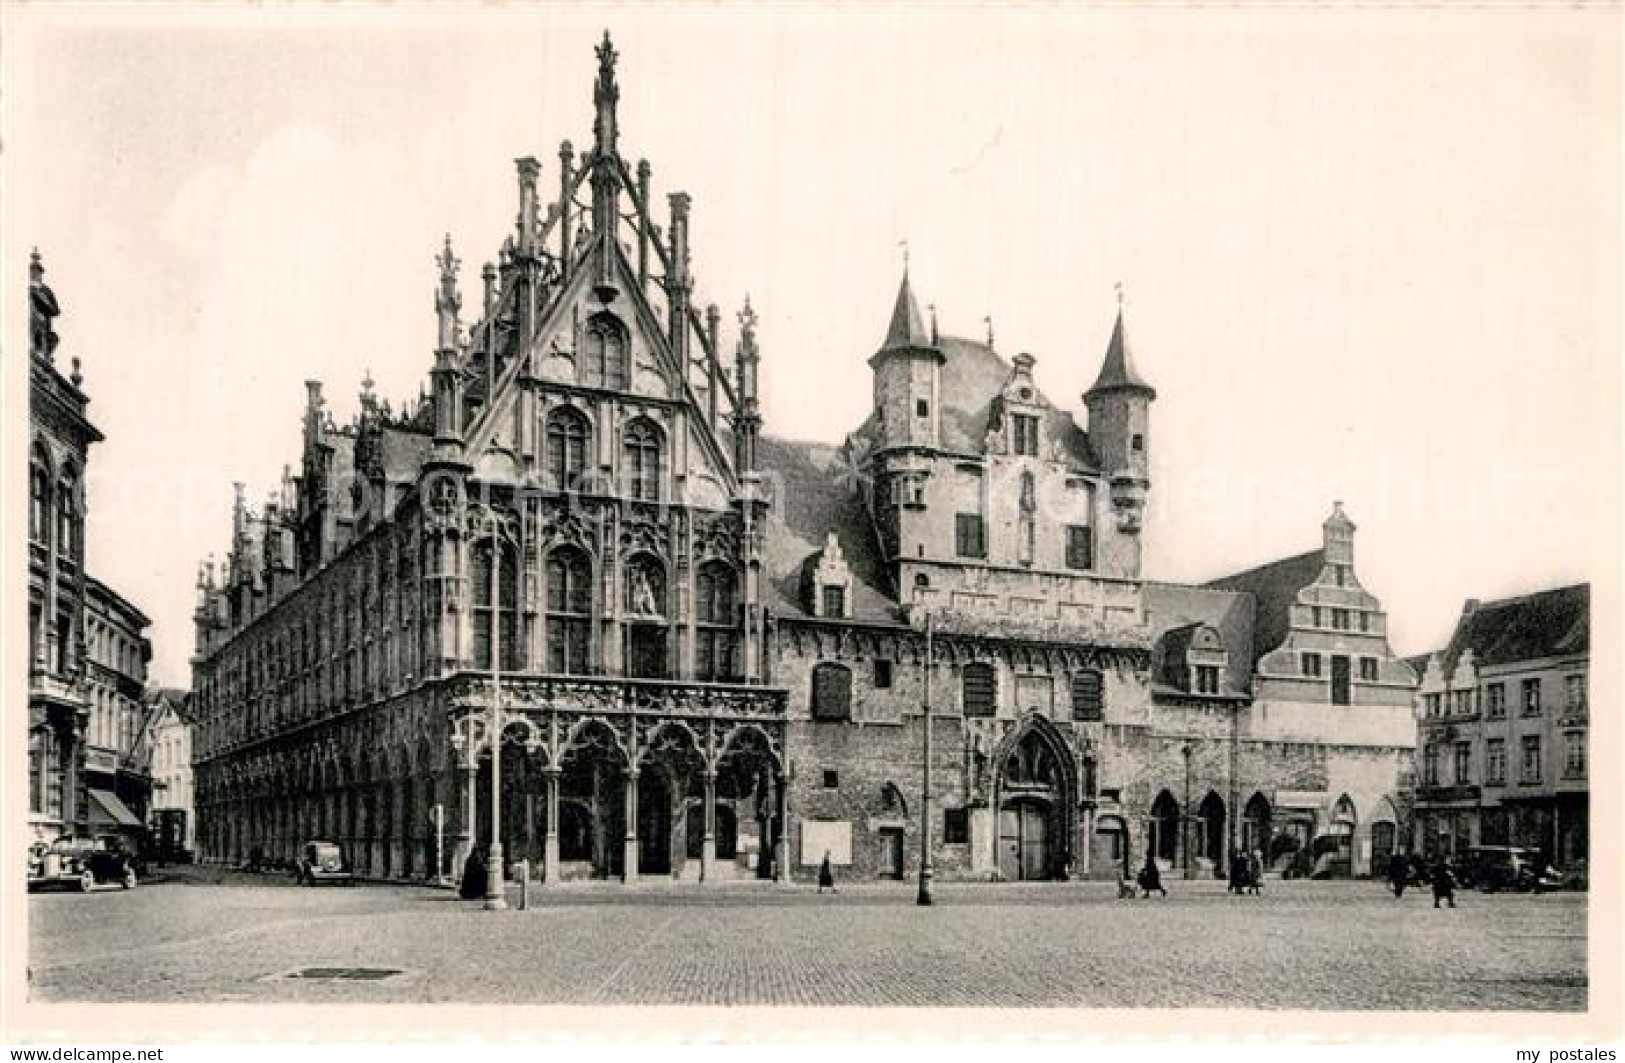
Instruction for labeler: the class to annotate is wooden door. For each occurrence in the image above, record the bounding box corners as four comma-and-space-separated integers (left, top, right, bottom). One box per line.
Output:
880, 829, 904, 879
1019, 805, 1048, 881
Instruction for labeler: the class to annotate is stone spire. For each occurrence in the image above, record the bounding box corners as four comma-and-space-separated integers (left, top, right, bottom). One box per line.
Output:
435, 234, 462, 353
593, 30, 620, 159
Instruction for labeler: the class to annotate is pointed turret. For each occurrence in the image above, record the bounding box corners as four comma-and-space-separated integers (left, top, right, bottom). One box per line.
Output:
1086, 305, 1156, 400
880, 271, 931, 352
868, 267, 945, 454
1083, 288, 1155, 534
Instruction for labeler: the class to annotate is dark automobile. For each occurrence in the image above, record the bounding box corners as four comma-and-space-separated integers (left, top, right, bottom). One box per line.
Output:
1457, 845, 1561, 892
27, 837, 138, 892
294, 841, 354, 886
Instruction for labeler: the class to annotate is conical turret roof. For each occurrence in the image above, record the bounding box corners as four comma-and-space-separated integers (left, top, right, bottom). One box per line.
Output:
1086, 308, 1155, 399
879, 271, 932, 352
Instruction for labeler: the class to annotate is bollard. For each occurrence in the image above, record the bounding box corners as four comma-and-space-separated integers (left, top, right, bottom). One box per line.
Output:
516, 859, 530, 910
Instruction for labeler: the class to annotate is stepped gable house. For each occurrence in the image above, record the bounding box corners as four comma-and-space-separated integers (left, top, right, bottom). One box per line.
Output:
190, 35, 1417, 885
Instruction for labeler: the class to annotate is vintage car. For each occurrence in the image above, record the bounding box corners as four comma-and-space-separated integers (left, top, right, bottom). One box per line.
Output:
294, 841, 354, 886
1456, 845, 1563, 892
27, 837, 138, 892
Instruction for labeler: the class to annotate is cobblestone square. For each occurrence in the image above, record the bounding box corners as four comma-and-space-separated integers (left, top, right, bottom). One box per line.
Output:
27, 868, 1586, 1009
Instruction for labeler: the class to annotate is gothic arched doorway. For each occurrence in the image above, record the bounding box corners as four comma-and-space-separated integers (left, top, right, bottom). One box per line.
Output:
1150, 790, 1180, 865
1243, 792, 1272, 857
995, 722, 1076, 881
1198, 791, 1226, 873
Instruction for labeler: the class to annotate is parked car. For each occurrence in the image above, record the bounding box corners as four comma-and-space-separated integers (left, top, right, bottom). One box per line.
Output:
294, 841, 354, 886
27, 837, 138, 892
1457, 845, 1561, 892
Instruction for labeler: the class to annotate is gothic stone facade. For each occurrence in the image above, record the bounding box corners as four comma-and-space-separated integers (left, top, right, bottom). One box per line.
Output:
190, 35, 1416, 885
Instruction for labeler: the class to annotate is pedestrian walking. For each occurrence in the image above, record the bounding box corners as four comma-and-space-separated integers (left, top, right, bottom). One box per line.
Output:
1248, 849, 1264, 895
1431, 856, 1456, 909
817, 850, 837, 894
1137, 853, 1167, 898
1387, 852, 1410, 899
1229, 850, 1249, 894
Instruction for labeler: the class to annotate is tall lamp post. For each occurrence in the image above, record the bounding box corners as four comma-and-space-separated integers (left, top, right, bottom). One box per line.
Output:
917, 610, 935, 907
471, 503, 515, 911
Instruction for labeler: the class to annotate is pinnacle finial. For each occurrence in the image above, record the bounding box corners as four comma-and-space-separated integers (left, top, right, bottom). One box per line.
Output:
899, 238, 909, 274
984, 315, 995, 350
30, 247, 43, 282
1115, 281, 1125, 312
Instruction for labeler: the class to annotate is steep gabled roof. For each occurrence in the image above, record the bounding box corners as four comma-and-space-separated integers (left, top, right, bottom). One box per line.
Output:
1202, 549, 1325, 665
1144, 581, 1257, 695
757, 435, 901, 625
1434, 584, 1590, 674
934, 335, 1100, 470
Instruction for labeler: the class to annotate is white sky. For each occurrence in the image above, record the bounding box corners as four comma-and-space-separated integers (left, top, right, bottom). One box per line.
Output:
6, 6, 1619, 687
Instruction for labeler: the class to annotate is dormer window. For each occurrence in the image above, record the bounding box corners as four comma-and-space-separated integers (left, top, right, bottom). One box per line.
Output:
810, 531, 854, 620
1013, 414, 1040, 457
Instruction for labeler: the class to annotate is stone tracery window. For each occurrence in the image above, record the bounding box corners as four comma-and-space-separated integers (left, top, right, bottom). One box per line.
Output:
545, 546, 592, 674
471, 538, 521, 672
623, 417, 662, 502
546, 406, 591, 491
695, 560, 739, 682
581, 312, 629, 391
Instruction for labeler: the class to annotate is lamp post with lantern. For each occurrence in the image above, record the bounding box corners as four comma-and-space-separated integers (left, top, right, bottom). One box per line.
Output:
468, 502, 517, 911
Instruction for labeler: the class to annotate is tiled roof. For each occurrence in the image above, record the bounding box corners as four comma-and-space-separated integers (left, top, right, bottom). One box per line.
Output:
934, 335, 1099, 470
1435, 583, 1590, 674
1201, 549, 1325, 665
1144, 581, 1256, 695
757, 435, 902, 625
379, 426, 432, 483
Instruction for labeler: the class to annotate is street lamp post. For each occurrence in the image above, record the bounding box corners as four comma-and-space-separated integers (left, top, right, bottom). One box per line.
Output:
473, 505, 513, 911
916, 611, 935, 907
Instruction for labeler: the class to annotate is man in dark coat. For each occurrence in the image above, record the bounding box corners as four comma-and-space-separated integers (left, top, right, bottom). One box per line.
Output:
1229, 851, 1249, 894
1431, 856, 1456, 909
817, 850, 837, 894
1137, 853, 1167, 898
459, 851, 487, 900
1387, 852, 1410, 898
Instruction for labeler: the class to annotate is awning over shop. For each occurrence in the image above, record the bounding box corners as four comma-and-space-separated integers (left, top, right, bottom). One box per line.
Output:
88, 788, 142, 829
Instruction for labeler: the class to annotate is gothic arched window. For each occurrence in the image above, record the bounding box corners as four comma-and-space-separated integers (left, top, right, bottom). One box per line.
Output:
471, 538, 521, 672
29, 456, 50, 545
545, 546, 592, 675
623, 417, 662, 502
582, 313, 629, 391
55, 471, 79, 560
545, 406, 591, 491
695, 560, 739, 682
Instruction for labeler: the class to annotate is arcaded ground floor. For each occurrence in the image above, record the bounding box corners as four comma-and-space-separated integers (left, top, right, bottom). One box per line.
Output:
28, 865, 1585, 1009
